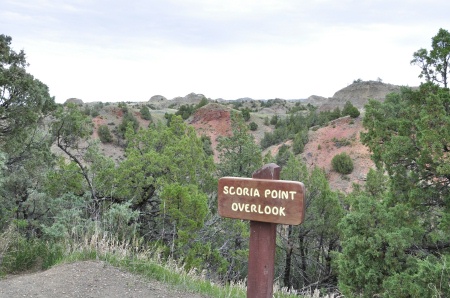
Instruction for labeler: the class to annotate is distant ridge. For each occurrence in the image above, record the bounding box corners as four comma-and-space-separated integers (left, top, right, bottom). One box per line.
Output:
308, 80, 403, 111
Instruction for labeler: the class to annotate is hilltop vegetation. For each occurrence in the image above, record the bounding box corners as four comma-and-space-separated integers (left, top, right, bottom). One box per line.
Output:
1, 29, 450, 297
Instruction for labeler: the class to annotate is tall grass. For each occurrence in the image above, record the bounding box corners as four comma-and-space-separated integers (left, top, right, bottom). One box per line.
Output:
0, 225, 64, 276
0, 222, 339, 297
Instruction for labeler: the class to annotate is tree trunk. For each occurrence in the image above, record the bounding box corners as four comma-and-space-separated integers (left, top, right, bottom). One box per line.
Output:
283, 225, 293, 288
299, 232, 308, 287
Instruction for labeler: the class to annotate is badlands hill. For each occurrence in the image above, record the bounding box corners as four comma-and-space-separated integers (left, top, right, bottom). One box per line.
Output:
71, 80, 406, 193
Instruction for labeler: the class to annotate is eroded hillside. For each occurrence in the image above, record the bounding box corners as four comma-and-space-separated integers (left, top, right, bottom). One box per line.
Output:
78, 80, 404, 193
301, 116, 374, 193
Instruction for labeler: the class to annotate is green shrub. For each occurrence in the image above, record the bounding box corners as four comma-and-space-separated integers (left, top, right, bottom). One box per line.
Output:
140, 106, 152, 121
175, 104, 194, 120
90, 109, 99, 118
1, 235, 63, 274
275, 144, 291, 167
249, 121, 258, 131
331, 152, 354, 174
118, 102, 128, 113
195, 97, 208, 109
83, 106, 91, 116
293, 130, 308, 154
342, 101, 360, 118
241, 108, 251, 121
270, 115, 278, 125
232, 101, 243, 109
200, 135, 214, 156
118, 112, 139, 137
98, 125, 113, 143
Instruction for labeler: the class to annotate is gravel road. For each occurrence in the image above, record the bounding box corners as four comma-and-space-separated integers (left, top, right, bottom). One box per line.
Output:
0, 261, 207, 298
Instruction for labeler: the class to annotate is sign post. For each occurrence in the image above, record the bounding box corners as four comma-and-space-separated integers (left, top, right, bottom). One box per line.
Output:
218, 163, 305, 298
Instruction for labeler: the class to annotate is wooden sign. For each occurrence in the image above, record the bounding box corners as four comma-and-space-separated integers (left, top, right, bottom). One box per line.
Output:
218, 177, 305, 225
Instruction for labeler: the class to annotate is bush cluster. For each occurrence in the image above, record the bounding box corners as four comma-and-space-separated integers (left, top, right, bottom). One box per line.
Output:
98, 125, 113, 143
331, 152, 354, 174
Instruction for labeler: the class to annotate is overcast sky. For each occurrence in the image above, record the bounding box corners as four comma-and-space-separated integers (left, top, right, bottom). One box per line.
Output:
2, 0, 450, 103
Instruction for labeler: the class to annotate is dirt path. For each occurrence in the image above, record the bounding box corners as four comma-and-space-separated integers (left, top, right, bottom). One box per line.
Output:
0, 261, 207, 298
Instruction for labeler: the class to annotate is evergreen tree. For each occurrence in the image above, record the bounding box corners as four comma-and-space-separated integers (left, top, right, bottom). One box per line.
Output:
98, 125, 113, 143
411, 28, 450, 87
118, 110, 139, 137
0, 35, 56, 234
217, 113, 262, 177
139, 105, 152, 121
331, 152, 354, 174
342, 101, 360, 118
280, 155, 344, 292
337, 83, 450, 296
115, 116, 215, 239
51, 104, 116, 219
241, 108, 251, 121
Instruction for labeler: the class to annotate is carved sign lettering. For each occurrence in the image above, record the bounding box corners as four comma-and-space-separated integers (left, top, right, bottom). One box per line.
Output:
218, 177, 305, 225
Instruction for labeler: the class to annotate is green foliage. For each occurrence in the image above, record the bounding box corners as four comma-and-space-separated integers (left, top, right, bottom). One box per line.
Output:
337, 192, 416, 297
175, 104, 195, 120
115, 116, 215, 240
217, 113, 262, 177
338, 82, 450, 296
52, 104, 92, 149
164, 112, 174, 125
331, 152, 354, 174
364, 168, 388, 198
161, 183, 207, 237
118, 110, 139, 137
288, 102, 307, 113
248, 121, 258, 131
83, 105, 91, 116
196, 96, 209, 109
292, 130, 308, 154
200, 135, 214, 156
232, 101, 243, 109
160, 183, 208, 268
411, 28, 450, 87
118, 102, 128, 113
270, 114, 278, 125
261, 113, 309, 149
362, 84, 450, 210
241, 108, 251, 121
0, 35, 56, 149
333, 137, 351, 148
98, 124, 113, 143
1, 230, 63, 274
51, 105, 116, 218
102, 202, 140, 242
275, 144, 291, 167
140, 105, 152, 120
330, 107, 341, 119
86, 103, 102, 118
342, 101, 360, 118
0, 35, 57, 237
110, 116, 220, 275
260, 99, 275, 108
260, 107, 331, 150
175, 97, 209, 120
0, 152, 10, 229
280, 157, 344, 292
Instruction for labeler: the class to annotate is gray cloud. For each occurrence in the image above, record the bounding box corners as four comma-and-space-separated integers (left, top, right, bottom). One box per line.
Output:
4, 0, 449, 49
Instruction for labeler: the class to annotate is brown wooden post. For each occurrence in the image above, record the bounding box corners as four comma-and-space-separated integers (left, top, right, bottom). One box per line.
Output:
217, 163, 305, 297
247, 163, 280, 298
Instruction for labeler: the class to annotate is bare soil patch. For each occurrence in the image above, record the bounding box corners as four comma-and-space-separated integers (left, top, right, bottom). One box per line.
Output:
301, 116, 374, 193
0, 261, 207, 298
